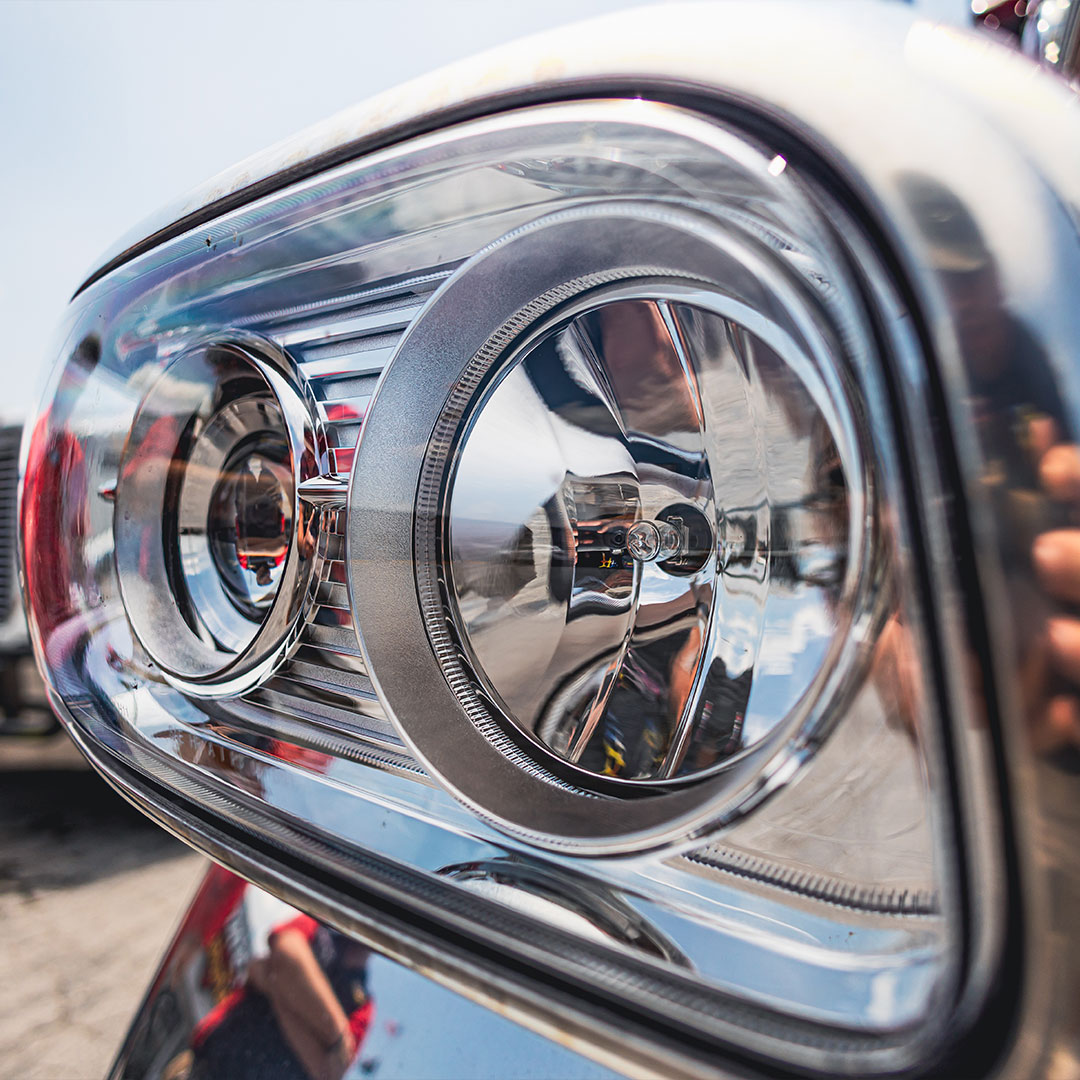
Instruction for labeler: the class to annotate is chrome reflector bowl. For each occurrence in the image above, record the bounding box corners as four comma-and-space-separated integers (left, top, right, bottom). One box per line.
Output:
356, 201, 878, 849
447, 290, 859, 786
114, 337, 324, 696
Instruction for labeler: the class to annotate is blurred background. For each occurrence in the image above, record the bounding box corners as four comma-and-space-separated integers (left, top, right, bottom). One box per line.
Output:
0, 1, 1001, 1076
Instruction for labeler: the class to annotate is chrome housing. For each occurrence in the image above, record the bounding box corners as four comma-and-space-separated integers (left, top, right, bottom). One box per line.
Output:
114, 335, 332, 696
19, 6, 1080, 1078
352, 196, 879, 849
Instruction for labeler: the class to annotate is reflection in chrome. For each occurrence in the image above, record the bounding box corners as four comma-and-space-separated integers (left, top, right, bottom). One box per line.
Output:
113, 338, 330, 696
448, 296, 855, 784
115, 865, 620, 1080
185, 403, 292, 631
442, 859, 691, 966
1020, 0, 1074, 68
162, 867, 374, 1080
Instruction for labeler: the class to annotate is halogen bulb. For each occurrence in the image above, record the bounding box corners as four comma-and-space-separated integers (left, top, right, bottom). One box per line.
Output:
626, 520, 680, 562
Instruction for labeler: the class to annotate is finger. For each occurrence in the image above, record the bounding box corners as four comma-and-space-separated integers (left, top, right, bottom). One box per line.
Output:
1027, 414, 1059, 463
1040, 444, 1080, 502
1032, 531, 1080, 603
1047, 617, 1080, 684
1032, 694, 1080, 754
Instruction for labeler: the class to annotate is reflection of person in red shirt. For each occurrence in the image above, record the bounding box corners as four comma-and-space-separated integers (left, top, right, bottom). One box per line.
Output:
175, 866, 372, 1080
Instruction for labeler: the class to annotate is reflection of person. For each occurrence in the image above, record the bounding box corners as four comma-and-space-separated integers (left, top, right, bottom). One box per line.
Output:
232, 455, 289, 587
186, 877, 373, 1080
897, 173, 1080, 762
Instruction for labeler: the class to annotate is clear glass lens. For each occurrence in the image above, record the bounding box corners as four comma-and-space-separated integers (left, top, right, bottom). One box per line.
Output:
449, 296, 853, 784
177, 399, 294, 645
208, 442, 292, 615
112, 340, 311, 690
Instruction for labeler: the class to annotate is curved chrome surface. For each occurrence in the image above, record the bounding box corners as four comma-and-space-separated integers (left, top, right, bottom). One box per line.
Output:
113, 336, 332, 697
1020, 0, 1075, 70
17, 100, 986, 1077
22, 98, 958, 1076
353, 195, 890, 854
70, 5, 1080, 298
110, 864, 622, 1080
19, 6, 1080, 1077
446, 290, 857, 786
195, 416, 292, 621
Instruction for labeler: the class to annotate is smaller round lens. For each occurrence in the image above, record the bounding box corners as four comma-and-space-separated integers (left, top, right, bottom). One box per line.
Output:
114, 338, 319, 694
207, 439, 293, 620
176, 394, 295, 653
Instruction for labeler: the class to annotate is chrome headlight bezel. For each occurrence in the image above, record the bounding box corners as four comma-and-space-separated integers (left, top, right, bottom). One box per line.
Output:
22, 6, 1080, 1076
351, 198, 879, 852
18, 93, 966, 1074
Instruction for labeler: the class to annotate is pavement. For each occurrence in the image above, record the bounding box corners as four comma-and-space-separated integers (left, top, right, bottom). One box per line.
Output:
0, 735, 206, 1080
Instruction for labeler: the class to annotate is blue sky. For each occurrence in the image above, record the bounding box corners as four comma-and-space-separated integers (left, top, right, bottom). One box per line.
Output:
0, 0, 970, 423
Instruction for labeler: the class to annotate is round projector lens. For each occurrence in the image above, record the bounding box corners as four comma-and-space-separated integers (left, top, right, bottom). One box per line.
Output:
208, 442, 293, 616
445, 291, 858, 786
175, 396, 294, 652
114, 338, 319, 695
353, 201, 878, 845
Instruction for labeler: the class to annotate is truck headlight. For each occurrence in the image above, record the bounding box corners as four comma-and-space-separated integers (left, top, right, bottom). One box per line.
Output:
23, 7, 1080, 1068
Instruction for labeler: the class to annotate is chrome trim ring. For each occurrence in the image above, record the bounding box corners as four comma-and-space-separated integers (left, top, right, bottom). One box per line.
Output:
114, 335, 330, 697
349, 200, 881, 852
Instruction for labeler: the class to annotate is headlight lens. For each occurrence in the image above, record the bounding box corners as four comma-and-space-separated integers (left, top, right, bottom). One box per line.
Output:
205, 436, 292, 618
112, 338, 325, 695
357, 198, 881, 853
21, 99, 969, 1074
446, 289, 858, 787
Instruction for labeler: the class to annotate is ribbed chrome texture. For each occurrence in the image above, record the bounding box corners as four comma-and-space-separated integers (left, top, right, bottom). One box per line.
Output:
226, 274, 453, 773
0, 425, 21, 624
683, 846, 940, 916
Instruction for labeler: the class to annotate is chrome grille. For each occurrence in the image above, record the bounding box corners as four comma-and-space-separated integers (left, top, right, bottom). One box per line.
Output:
228, 272, 454, 774
0, 425, 21, 624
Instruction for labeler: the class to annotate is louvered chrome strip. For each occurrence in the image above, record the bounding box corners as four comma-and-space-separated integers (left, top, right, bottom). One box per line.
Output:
251, 680, 392, 742
278, 301, 427, 349
316, 581, 350, 610
324, 421, 363, 449
317, 396, 371, 428
286, 658, 373, 699
314, 373, 379, 403
230, 269, 455, 333
300, 346, 399, 382
223, 274, 450, 764
222, 696, 425, 781
303, 621, 366, 657
320, 533, 345, 561
329, 447, 355, 475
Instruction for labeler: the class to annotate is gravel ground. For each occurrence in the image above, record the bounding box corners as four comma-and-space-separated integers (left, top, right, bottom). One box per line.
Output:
0, 735, 205, 1080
